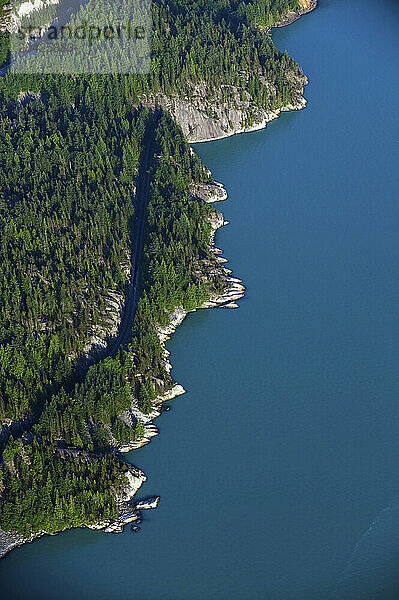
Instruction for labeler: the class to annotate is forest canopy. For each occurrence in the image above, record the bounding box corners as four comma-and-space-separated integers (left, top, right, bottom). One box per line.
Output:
0, 0, 304, 536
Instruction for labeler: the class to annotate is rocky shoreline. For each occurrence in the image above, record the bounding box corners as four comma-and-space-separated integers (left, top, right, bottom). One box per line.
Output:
146, 1, 317, 144
150, 90, 307, 144
0, 463, 146, 558
115, 179, 245, 454
0, 1, 317, 559
104, 0, 319, 527
270, 0, 317, 30
272, 0, 318, 29
0, 180, 242, 559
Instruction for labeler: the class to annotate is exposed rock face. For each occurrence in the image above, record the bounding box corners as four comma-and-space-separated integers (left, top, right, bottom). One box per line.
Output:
134, 497, 159, 510
156, 307, 188, 344
299, 0, 314, 11
271, 0, 317, 29
154, 94, 307, 143
81, 290, 125, 358
117, 380, 187, 453
114, 178, 244, 456
148, 74, 307, 143
91, 466, 147, 533
117, 468, 147, 502
1, 0, 61, 34
16, 90, 42, 105
191, 181, 228, 203
15, 0, 58, 19
142, 1, 317, 144
0, 528, 27, 559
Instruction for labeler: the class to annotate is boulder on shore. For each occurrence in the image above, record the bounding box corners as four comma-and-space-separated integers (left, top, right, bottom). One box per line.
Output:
134, 496, 160, 510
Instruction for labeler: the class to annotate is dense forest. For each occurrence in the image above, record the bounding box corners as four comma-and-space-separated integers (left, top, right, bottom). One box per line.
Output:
0, 0, 304, 537
150, 0, 303, 108
2, 0, 304, 112
0, 109, 227, 535
0, 439, 125, 536
0, 77, 149, 421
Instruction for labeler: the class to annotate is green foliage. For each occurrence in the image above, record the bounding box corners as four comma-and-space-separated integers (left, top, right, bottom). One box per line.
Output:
36, 358, 132, 445
148, 0, 304, 111
137, 380, 156, 414
2, 0, 303, 113
0, 438, 124, 536
0, 31, 10, 70
236, 0, 300, 27
0, 0, 304, 537
0, 111, 222, 535
134, 421, 145, 439
111, 418, 135, 445
0, 78, 149, 421
2, 436, 22, 462
130, 114, 221, 389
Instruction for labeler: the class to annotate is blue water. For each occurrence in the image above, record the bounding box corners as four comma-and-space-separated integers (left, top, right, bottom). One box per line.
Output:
1, 0, 399, 598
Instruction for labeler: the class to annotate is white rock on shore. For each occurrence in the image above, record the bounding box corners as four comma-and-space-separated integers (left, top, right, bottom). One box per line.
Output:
135, 497, 160, 510
191, 181, 228, 203
148, 90, 308, 144
116, 189, 244, 454
118, 469, 147, 502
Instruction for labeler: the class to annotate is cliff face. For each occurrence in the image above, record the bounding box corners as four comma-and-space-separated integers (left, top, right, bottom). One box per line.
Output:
299, 0, 313, 10
151, 94, 307, 143
149, 71, 308, 143
1, 0, 60, 34
271, 0, 317, 29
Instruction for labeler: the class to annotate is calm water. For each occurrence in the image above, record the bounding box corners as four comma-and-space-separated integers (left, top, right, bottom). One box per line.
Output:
1, 0, 399, 598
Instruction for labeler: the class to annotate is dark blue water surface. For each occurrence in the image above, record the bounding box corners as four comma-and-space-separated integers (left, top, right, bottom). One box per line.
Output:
1, 0, 399, 598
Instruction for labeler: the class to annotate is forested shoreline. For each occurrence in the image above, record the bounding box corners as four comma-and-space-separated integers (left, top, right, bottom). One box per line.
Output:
0, 104, 230, 537
0, 0, 311, 547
